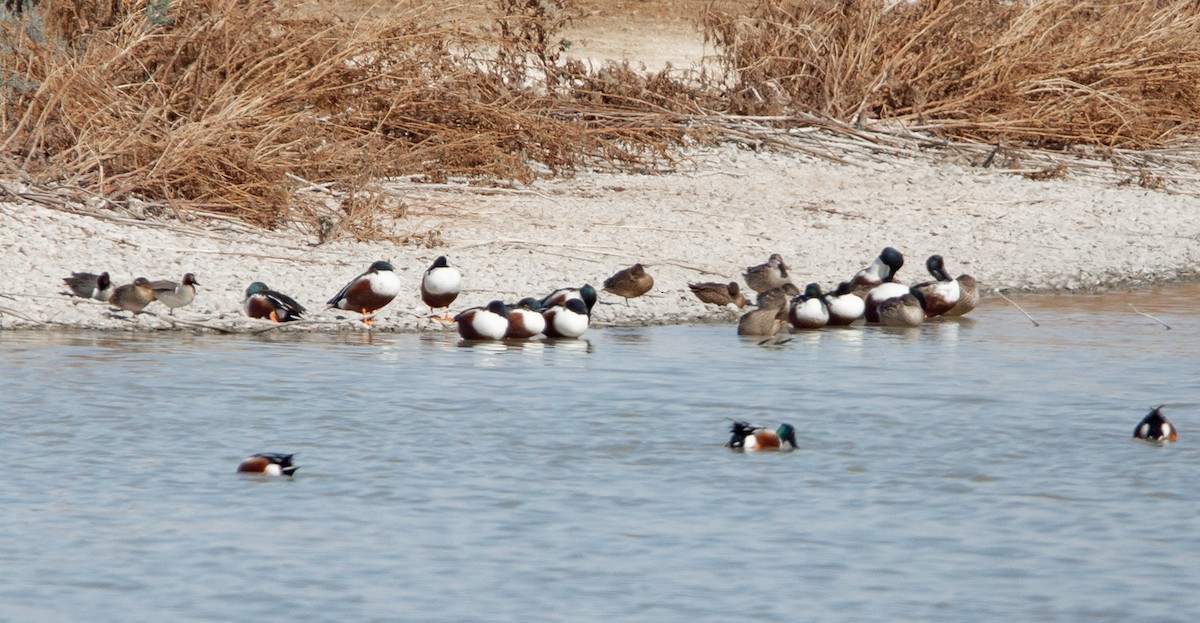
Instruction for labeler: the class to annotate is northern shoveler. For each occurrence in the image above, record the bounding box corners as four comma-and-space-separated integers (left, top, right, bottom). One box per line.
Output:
1134, 405, 1177, 442
244, 282, 306, 323
455, 300, 510, 340
688, 281, 746, 308
743, 253, 791, 293
542, 297, 590, 338
851, 247, 905, 294
864, 282, 911, 323
877, 292, 925, 327
911, 255, 960, 318
505, 297, 546, 339
725, 421, 798, 451
149, 273, 200, 315
602, 263, 654, 304
327, 260, 402, 323
540, 284, 598, 316
63, 271, 114, 302
421, 256, 462, 321
737, 305, 786, 336
788, 283, 829, 330
237, 452, 299, 476
110, 277, 156, 313
755, 282, 800, 312
823, 281, 865, 325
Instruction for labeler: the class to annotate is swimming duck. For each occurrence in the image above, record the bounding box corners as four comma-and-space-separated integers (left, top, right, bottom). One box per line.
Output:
244, 282, 306, 323
505, 297, 546, 339
910, 255, 960, 318
327, 260, 402, 323
63, 271, 114, 301
943, 273, 978, 317
602, 263, 654, 304
737, 305, 786, 336
1134, 406, 1177, 442
743, 253, 791, 293
110, 277, 156, 313
876, 292, 926, 327
148, 273, 200, 315
540, 284, 598, 316
788, 283, 829, 330
851, 246, 905, 295
823, 281, 865, 325
756, 282, 800, 311
725, 421, 798, 451
688, 281, 746, 308
421, 256, 461, 320
542, 298, 590, 338
237, 452, 299, 476
455, 300, 510, 340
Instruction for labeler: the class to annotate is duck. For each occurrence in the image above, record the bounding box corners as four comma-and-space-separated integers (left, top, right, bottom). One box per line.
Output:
602, 263, 654, 304
864, 281, 911, 323
421, 255, 461, 320
737, 305, 786, 336
455, 300, 510, 340
725, 421, 798, 451
327, 260, 402, 323
688, 281, 746, 308
788, 283, 829, 330
823, 281, 865, 325
1133, 405, 1177, 442
244, 282, 306, 323
63, 271, 114, 301
755, 282, 800, 312
505, 297, 546, 339
851, 246, 905, 295
148, 273, 200, 315
110, 277, 156, 313
910, 255, 960, 318
237, 452, 299, 476
542, 297, 590, 338
743, 253, 791, 293
540, 284, 598, 316
876, 292, 926, 327
943, 273, 979, 317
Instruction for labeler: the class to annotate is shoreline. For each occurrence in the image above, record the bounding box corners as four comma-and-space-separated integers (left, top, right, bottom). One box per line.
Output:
3, 142, 1199, 333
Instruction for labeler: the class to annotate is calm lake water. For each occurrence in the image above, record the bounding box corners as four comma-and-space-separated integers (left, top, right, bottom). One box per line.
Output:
2, 284, 1198, 622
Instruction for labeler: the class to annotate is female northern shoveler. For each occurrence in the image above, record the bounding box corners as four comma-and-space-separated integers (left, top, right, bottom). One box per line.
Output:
421, 256, 462, 320
1134, 406, 1177, 442
540, 284, 598, 316
244, 282, 306, 323
864, 282, 911, 323
743, 253, 791, 293
725, 421, 798, 451
755, 283, 800, 312
63, 271, 114, 302
455, 300, 510, 340
327, 260, 402, 323
603, 263, 654, 304
237, 452, 299, 476
505, 297, 546, 339
823, 281, 865, 325
877, 292, 926, 327
737, 305, 786, 337
788, 283, 829, 330
688, 281, 746, 308
148, 273, 200, 315
911, 255, 960, 318
110, 277, 156, 313
542, 297, 590, 338
943, 273, 979, 317
851, 247, 905, 294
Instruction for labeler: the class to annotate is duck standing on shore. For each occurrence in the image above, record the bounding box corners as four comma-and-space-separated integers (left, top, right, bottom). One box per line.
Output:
603, 263, 654, 305
421, 256, 462, 321
149, 273, 200, 315
63, 271, 115, 302
244, 282, 306, 323
110, 278, 157, 314
688, 281, 746, 308
327, 260, 401, 324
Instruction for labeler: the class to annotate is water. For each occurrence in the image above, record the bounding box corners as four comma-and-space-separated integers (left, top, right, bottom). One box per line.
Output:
2, 284, 1198, 622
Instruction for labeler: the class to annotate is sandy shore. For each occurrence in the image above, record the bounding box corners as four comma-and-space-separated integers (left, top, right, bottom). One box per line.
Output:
2, 142, 1199, 332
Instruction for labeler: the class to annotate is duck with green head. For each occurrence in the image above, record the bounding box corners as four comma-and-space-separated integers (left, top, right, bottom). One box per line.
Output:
725, 421, 798, 451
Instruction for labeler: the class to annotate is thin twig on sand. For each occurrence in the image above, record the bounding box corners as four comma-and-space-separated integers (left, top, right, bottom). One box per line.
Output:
997, 291, 1039, 326
1129, 303, 1171, 330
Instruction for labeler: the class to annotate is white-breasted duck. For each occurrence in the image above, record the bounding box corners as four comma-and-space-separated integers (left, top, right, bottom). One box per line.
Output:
788, 283, 830, 330
823, 281, 865, 325
149, 273, 200, 315
455, 300, 510, 340
327, 260, 402, 324
725, 421, 798, 451
421, 256, 462, 321
505, 297, 546, 339
910, 255, 960, 318
1134, 406, 1177, 442
63, 271, 114, 302
237, 452, 299, 476
542, 298, 590, 338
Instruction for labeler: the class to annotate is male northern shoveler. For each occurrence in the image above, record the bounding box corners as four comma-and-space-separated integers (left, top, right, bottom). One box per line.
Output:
725, 421, 798, 451
542, 297, 590, 338
64, 271, 115, 302
149, 273, 200, 315
943, 273, 978, 317
743, 253, 791, 293
110, 277, 156, 313
603, 263, 654, 305
505, 297, 546, 339
455, 300, 510, 340
788, 283, 829, 330
823, 281, 865, 325
421, 256, 462, 321
851, 247, 905, 295
327, 260, 402, 323
688, 281, 746, 308
911, 255, 960, 318
237, 452, 299, 476
756, 283, 800, 312
244, 282, 307, 323
737, 305, 786, 337
540, 284, 598, 316
877, 292, 926, 327
1134, 406, 1177, 442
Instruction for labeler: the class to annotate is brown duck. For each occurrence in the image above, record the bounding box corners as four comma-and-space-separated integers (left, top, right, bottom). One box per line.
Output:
110, 278, 156, 313
603, 263, 654, 304
688, 281, 746, 308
